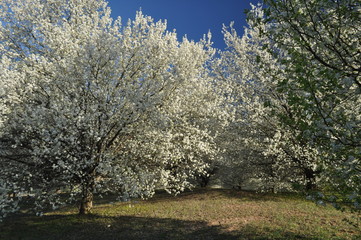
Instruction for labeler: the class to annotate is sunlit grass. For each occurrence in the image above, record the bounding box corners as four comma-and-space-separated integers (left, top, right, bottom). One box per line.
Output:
1, 189, 359, 240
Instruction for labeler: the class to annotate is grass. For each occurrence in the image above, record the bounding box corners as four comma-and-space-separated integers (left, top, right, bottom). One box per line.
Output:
0, 189, 360, 240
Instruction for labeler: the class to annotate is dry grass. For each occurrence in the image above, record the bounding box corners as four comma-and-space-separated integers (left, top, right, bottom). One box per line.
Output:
1, 189, 360, 240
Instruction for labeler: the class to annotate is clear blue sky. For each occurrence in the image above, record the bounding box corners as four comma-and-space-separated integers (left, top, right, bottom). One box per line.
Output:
107, 0, 260, 50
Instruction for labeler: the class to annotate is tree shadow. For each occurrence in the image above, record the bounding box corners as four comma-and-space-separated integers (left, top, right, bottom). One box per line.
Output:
0, 213, 335, 240
1, 214, 239, 240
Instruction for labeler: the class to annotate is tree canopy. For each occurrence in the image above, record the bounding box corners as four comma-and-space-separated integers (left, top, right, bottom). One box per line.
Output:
0, 0, 227, 217
0, 0, 360, 220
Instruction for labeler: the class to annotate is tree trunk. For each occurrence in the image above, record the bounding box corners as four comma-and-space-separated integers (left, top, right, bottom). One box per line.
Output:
199, 175, 210, 188
79, 180, 94, 215
304, 168, 317, 191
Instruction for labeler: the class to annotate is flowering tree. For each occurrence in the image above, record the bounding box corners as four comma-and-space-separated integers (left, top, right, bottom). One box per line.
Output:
261, 0, 361, 212
214, 4, 321, 192
0, 0, 226, 218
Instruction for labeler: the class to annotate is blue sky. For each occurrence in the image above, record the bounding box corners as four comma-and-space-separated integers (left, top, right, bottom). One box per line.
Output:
107, 0, 260, 50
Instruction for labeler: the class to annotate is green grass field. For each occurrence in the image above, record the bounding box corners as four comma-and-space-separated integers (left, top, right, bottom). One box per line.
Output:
0, 189, 360, 240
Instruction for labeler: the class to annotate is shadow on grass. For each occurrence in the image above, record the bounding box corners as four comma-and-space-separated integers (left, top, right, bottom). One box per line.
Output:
1, 214, 234, 240
1, 213, 326, 240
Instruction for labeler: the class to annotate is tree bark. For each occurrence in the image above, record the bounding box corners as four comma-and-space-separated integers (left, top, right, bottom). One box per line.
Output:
79, 180, 94, 215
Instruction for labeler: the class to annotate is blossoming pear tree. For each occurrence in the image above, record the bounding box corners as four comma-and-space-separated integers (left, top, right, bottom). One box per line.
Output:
214, 4, 321, 192
261, 0, 361, 212
0, 0, 227, 218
